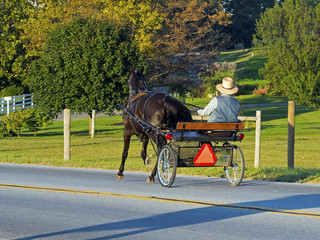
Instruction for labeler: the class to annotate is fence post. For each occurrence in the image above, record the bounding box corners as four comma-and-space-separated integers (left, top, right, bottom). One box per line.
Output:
64, 109, 71, 160
4, 97, 11, 115
22, 94, 25, 108
254, 110, 261, 168
91, 109, 95, 139
288, 101, 295, 168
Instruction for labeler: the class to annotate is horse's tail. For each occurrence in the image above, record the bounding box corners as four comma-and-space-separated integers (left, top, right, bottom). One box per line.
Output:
164, 95, 192, 128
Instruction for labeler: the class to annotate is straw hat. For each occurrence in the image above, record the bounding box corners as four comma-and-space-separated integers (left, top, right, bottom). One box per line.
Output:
216, 77, 238, 95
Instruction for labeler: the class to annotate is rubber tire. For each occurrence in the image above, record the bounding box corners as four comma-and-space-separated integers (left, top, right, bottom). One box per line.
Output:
224, 145, 245, 186
157, 145, 177, 188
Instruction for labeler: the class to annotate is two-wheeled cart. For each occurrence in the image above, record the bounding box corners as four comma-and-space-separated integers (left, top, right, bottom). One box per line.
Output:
157, 122, 245, 188
119, 105, 245, 188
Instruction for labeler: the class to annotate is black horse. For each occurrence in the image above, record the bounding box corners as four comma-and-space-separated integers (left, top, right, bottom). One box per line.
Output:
116, 69, 192, 183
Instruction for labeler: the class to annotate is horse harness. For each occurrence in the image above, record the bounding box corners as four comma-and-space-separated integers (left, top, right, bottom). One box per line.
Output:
126, 91, 168, 131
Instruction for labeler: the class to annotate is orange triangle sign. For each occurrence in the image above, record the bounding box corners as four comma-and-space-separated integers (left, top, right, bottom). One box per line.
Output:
193, 144, 217, 166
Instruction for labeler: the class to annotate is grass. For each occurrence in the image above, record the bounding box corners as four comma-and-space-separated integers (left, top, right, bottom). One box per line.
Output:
216, 49, 269, 94
1, 101, 320, 184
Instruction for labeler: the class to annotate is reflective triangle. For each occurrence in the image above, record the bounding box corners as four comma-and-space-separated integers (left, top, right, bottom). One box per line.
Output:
193, 144, 217, 166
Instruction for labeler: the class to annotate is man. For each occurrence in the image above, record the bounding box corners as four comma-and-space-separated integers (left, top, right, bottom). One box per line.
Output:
197, 77, 240, 122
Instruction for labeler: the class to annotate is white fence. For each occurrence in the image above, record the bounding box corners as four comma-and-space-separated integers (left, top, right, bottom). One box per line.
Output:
0, 94, 36, 115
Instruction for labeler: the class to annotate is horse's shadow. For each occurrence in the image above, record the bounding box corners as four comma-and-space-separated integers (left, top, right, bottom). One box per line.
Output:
17, 193, 320, 240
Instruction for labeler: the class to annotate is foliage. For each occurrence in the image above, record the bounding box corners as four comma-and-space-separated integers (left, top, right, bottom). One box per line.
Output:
200, 62, 236, 97
27, 18, 143, 115
24, 108, 53, 136
0, 108, 52, 137
0, 119, 7, 138
20, 0, 106, 59
1, 110, 26, 137
223, 0, 279, 48
103, 0, 164, 54
237, 78, 270, 95
21, 0, 163, 58
254, 0, 320, 108
0, 0, 33, 91
150, 0, 232, 86
0, 85, 24, 98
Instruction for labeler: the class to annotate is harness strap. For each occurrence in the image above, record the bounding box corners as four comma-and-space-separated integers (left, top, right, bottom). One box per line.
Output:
142, 92, 162, 120
131, 92, 148, 102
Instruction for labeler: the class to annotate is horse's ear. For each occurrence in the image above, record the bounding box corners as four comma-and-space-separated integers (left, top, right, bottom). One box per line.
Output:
129, 66, 133, 73
141, 66, 144, 74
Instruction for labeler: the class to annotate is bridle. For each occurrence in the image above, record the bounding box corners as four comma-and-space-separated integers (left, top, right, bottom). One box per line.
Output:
129, 70, 149, 98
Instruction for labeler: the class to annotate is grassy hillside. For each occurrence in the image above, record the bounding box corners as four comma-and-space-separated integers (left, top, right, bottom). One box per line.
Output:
216, 49, 269, 94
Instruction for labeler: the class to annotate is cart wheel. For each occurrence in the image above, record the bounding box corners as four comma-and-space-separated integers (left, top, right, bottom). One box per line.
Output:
224, 145, 245, 186
157, 145, 177, 188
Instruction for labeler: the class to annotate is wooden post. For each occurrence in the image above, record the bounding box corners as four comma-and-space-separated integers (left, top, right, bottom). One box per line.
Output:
254, 110, 261, 168
64, 109, 71, 160
91, 110, 95, 139
4, 97, 11, 115
288, 101, 295, 168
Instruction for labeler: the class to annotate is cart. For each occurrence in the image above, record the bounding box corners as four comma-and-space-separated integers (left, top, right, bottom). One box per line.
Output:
157, 122, 245, 188
119, 105, 245, 188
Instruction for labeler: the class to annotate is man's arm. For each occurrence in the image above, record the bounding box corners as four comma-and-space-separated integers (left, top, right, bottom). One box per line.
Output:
197, 97, 218, 116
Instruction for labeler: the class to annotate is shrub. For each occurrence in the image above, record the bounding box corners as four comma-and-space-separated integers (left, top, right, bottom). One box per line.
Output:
0, 85, 24, 98
24, 108, 53, 136
200, 62, 237, 97
253, 85, 270, 96
0, 120, 8, 138
1, 110, 28, 137
0, 108, 52, 137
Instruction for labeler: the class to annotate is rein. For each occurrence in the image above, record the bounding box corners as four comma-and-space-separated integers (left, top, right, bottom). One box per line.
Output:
175, 98, 202, 110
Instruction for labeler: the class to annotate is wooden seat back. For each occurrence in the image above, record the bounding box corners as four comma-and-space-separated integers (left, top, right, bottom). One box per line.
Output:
176, 122, 243, 131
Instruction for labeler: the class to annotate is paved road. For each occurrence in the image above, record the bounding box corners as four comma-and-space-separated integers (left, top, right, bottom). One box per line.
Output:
0, 163, 319, 240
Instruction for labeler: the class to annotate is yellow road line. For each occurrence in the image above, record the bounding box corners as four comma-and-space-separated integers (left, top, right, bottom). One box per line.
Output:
1, 183, 320, 218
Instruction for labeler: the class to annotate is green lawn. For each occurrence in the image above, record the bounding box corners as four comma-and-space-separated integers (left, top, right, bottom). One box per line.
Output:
1, 98, 320, 183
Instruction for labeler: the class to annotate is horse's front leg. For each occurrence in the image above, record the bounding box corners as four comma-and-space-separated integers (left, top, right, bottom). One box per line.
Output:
117, 134, 131, 179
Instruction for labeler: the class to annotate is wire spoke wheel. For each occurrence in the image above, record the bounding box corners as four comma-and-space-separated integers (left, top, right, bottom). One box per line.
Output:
157, 145, 177, 188
224, 146, 245, 186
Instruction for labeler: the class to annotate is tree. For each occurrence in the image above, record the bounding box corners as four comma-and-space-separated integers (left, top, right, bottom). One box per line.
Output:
0, 0, 33, 92
20, 0, 107, 59
151, 0, 232, 90
27, 18, 144, 117
102, 0, 164, 54
254, 0, 320, 107
223, 0, 278, 48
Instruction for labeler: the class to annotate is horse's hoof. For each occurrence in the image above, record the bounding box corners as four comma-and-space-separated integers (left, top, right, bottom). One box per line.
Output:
147, 177, 155, 184
145, 158, 153, 166
116, 174, 124, 179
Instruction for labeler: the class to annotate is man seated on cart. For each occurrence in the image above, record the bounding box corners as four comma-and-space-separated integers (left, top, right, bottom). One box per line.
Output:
197, 77, 240, 123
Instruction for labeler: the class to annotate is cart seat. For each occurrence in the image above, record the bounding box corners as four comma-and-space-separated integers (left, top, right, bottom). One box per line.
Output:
173, 122, 244, 142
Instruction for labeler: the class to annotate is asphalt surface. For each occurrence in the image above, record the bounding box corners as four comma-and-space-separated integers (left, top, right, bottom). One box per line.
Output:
0, 163, 319, 240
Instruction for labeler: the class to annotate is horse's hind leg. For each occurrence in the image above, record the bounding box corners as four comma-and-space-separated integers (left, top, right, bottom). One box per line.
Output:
117, 134, 131, 179
141, 135, 152, 166
147, 163, 157, 184
147, 137, 166, 184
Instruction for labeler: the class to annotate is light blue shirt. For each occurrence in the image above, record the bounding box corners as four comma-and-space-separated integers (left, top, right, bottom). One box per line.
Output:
198, 94, 240, 123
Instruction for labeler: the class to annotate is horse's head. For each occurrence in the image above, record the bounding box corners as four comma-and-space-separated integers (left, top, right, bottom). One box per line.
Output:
128, 68, 148, 98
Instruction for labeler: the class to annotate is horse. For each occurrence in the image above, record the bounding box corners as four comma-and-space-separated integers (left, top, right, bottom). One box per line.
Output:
116, 68, 192, 183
